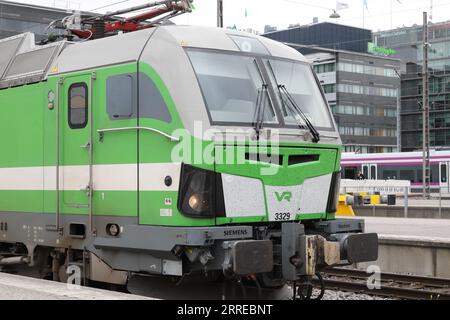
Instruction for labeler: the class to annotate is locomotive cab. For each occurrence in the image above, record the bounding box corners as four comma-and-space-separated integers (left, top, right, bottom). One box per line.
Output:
92, 25, 379, 294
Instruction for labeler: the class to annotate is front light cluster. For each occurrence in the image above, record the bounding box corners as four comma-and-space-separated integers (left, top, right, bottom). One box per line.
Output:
178, 164, 225, 218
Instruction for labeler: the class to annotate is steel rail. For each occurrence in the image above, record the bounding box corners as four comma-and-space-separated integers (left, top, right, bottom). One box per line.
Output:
318, 278, 450, 300
315, 268, 450, 300
326, 267, 450, 288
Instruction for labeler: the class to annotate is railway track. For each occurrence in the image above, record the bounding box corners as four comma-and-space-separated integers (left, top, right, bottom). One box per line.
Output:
315, 268, 450, 300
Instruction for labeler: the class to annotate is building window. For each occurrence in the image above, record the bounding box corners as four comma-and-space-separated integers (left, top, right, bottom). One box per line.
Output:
314, 63, 335, 74
384, 108, 397, 117
338, 62, 397, 78
68, 83, 88, 129
322, 84, 336, 93
338, 83, 398, 98
334, 104, 397, 117
339, 126, 370, 136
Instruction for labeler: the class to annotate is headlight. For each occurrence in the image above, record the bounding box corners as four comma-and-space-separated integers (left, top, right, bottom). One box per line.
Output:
188, 193, 209, 211
178, 164, 225, 218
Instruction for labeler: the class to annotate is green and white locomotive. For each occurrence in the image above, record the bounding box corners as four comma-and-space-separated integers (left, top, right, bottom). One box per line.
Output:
0, 1, 377, 299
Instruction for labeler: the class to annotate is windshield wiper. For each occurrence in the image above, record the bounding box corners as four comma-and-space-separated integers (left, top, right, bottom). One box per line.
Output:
278, 85, 320, 143
265, 60, 320, 143
253, 84, 268, 140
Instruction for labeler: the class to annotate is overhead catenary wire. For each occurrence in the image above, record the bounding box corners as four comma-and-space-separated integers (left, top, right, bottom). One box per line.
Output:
89, 0, 131, 12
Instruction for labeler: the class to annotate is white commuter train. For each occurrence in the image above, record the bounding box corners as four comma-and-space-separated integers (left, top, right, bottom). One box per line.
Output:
341, 150, 450, 191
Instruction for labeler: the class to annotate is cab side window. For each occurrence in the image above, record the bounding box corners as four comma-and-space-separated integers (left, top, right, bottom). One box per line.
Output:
106, 74, 134, 119
105, 72, 172, 123
69, 83, 88, 129
139, 73, 172, 123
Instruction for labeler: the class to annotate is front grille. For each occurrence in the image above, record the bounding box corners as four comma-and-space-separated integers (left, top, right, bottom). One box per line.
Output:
288, 154, 320, 166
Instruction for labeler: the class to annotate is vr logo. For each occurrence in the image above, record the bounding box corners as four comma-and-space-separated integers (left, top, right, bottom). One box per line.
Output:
275, 191, 292, 202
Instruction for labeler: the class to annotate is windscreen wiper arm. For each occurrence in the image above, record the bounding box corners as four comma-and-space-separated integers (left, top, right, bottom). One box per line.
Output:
265, 60, 320, 143
253, 84, 268, 140
278, 85, 320, 143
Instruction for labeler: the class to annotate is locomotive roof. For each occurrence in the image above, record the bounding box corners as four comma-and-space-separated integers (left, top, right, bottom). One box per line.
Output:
50, 25, 308, 75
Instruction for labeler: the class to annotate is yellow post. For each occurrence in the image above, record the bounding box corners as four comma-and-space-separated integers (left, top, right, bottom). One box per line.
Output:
336, 195, 355, 217
370, 195, 381, 205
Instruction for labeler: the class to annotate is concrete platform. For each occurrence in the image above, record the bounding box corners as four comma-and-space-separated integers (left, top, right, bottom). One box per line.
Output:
352, 195, 450, 220
0, 272, 152, 300
354, 205, 450, 219
360, 216, 450, 240
346, 217, 450, 279
353, 199, 450, 219
397, 198, 450, 207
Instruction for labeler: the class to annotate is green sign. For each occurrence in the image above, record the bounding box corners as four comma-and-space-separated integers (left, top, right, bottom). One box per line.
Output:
368, 42, 397, 56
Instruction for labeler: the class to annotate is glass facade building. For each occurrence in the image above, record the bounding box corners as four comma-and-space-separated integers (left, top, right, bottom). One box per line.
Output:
263, 22, 372, 53
0, 1, 71, 42
301, 47, 401, 154
374, 21, 450, 151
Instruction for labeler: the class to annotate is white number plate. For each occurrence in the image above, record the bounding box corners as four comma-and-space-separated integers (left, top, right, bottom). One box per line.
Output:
265, 185, 302, 221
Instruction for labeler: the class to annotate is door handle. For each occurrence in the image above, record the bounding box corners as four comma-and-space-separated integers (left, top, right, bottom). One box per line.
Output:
80, 185, 91, 197
80, 142, 91, 150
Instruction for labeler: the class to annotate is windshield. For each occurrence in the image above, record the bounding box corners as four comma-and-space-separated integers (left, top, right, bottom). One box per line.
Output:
266, 59, 334, 129
187, 50, 278, 125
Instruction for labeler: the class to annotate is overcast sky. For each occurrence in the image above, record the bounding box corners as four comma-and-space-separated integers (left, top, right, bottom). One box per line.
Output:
12, 0, 450, 33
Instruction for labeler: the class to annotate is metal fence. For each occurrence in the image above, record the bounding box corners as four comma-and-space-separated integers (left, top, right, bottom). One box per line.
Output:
341, 179, 450, 219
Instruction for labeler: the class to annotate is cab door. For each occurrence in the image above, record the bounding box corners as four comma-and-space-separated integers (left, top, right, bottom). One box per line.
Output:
439, 162, 450, 192
370, 164, 377, 180
362, 163, 377, 180
60, 74, 93, 216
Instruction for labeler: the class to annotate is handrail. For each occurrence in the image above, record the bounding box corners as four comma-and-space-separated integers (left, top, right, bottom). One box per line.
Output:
55, 77, 63, 235
97, 126, 180, 142
88, 72, 96, 234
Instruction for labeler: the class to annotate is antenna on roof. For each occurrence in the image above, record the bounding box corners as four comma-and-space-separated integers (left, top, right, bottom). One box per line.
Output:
46, 0, 194, 41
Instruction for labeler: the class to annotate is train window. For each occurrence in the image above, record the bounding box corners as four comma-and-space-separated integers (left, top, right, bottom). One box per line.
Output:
441, 164, 447, 183
343, 167, 358, 179
139, 73, 172, 123
370, 166, 376, 180
188, 50, 277, 125
228, 35, 270, 55
400, 170, 415, 182
382, 170, 397, 180
267, 59, 334, 129
107, 74, 134, 119
68, 83, 88, 129
363, 166, 369, 179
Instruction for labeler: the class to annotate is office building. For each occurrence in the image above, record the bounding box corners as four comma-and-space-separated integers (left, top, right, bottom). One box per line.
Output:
263, 22, 372, 53
374, 21, 450, 151
299, 45, 401, 153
